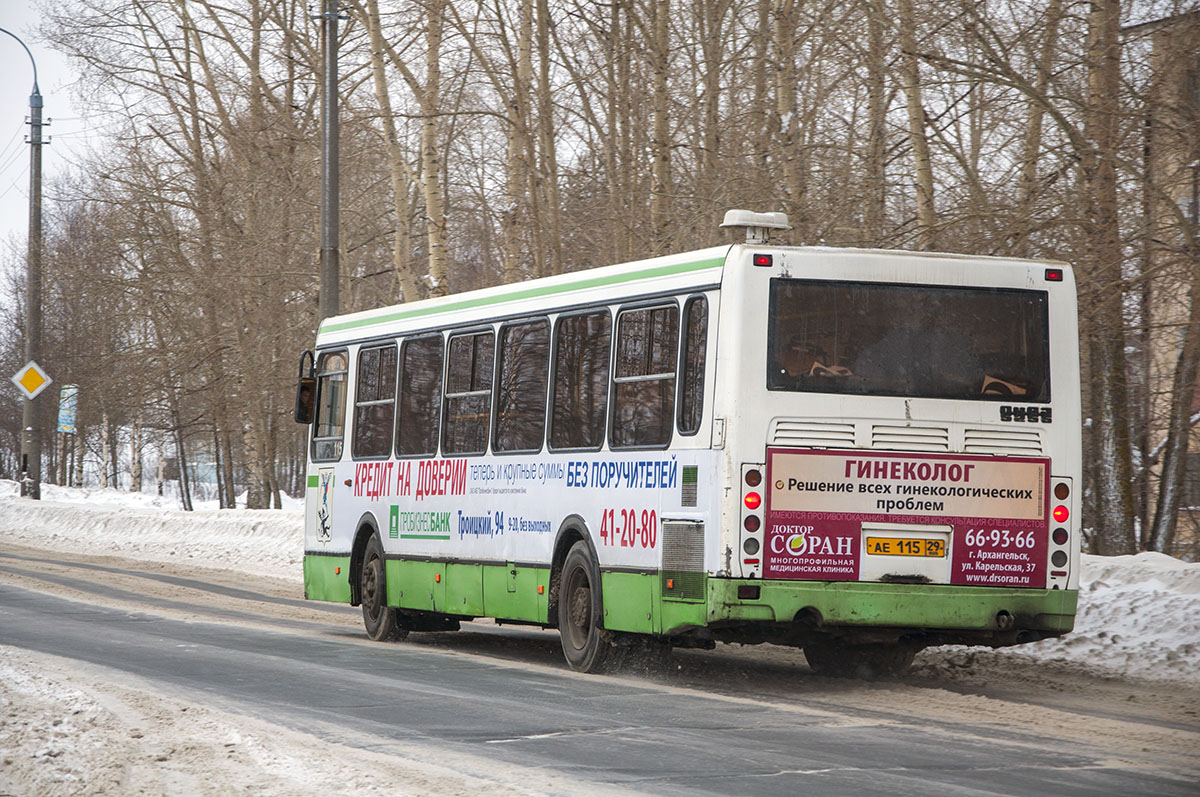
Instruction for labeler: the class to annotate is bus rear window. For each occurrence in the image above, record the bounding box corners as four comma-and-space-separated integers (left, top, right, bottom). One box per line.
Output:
768, 280, 1050, 402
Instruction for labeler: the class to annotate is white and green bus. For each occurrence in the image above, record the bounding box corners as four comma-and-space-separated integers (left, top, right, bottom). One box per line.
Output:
295, 210, 1081, 676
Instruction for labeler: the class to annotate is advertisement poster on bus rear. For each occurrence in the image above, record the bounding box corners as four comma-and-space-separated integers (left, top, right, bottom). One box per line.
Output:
764, 449, 1049, 587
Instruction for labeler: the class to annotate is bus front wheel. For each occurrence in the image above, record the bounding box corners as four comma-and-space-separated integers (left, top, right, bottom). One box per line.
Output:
361, 534, 407, 642
558, 541, 618, 672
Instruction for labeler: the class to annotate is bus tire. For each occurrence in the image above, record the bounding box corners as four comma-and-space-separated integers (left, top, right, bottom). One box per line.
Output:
558, 541, 617, 673
804, 641, 914, 679
361, 533, 407, 642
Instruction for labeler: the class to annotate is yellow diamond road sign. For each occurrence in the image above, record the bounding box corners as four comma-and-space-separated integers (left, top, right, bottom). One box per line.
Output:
11, 360, 52, 400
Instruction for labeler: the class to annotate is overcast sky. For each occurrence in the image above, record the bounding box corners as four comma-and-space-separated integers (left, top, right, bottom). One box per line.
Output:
0, 0, 92, 260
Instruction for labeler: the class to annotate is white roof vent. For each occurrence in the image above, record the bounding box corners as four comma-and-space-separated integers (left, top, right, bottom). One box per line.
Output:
720, 209, 790, 244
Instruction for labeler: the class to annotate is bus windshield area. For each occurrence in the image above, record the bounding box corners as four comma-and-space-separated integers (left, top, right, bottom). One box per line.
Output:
768, 279, 1050, 402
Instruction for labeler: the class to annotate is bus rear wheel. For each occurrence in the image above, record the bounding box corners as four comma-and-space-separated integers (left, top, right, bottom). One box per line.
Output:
558, 541, 618, 672
804, 640, 915, 679
361, 533, 407, 642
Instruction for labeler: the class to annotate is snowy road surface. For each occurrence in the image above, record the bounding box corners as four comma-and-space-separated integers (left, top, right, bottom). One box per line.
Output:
0, 485, 1197, 794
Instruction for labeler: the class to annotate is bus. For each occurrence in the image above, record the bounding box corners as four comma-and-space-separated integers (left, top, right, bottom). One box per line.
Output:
294, 209, 1081, 677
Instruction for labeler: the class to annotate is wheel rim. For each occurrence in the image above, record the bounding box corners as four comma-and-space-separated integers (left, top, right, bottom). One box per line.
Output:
363, 555, 382, 622
563, 566, 592, 651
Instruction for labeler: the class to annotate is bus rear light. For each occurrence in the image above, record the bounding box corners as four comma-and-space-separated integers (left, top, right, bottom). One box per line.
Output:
741, 559, 760, 567
745, 468, 762, 487
1052, 505, 1069, 523
1054, 482, 1070, 500
1052, 527, 1069, 545
1050, 550, 1068, 567
743, 515, 761, 533
1051, 570, 1067, 577
743, 538, 760, 555
667, 578, 674, 589
1045, 268, 1063, 282
738, 585, 761, 599
753, 254, 773, 267
744, 492, 762, 510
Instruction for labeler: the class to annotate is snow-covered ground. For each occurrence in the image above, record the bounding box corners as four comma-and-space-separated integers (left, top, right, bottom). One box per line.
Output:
1, 479, 1198, 686
1, 480, 1198, 794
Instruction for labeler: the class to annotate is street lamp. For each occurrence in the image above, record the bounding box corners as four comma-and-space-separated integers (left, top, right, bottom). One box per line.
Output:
0, 27, 45, 499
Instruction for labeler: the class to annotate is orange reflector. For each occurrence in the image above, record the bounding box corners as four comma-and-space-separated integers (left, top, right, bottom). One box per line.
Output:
1052, 505, 1069, 523
537, 585, 544, 595
744, 491, 762, 510
667, 578, 675, 589
435, 573, 441, 583
335, 566, 341, 574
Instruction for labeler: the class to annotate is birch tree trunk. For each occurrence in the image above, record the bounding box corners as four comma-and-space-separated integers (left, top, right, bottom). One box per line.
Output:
363, 0, 420, 301
535, 0, 562, 275
1012, 0, 1063, 256
422, 0, 450, 294
130, 415, 142, 492
1081, 0, 1136, 555
864, 0, 888, 244
898, 0, 937, 250
773, 0, 806, 240
648, 0, 671, 254
503, 0, 535, 283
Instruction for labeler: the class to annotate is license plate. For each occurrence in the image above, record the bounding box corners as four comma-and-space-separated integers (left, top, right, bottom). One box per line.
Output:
865, 537, 946, 557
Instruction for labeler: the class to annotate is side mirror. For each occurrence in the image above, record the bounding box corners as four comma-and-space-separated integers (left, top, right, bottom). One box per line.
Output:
294, 351, 316, 424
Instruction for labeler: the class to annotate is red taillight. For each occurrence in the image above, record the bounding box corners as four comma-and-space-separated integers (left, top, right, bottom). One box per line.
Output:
1052, 505, 1069, 523
743, 515, 761, 532
753, 254, 773, 267
1052, 527, 1069, 545
1045, 268, 1063, 282
744, 491, 762, 510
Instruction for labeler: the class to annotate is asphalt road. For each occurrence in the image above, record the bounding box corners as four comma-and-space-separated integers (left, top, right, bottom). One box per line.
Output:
0, 549, 1194, 796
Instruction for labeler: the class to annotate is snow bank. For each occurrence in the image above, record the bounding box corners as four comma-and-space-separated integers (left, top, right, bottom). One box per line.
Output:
1008, 551, 1200, 684
2, 481, 1197, 684
0, 480, 301, 581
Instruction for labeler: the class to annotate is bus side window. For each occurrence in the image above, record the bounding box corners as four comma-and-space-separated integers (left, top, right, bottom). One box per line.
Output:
495, 320, 550, 453
352, 344, 397, 459
311, 351, 349, 462
678, 296, 708, 435
550, 311, 611, 450
396, 335, 444, 458
443, 331, 495, 456
611, 304, 679, 449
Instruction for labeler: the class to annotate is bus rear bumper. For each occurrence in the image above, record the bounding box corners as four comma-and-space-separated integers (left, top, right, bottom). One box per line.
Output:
692, 578, 1077, 647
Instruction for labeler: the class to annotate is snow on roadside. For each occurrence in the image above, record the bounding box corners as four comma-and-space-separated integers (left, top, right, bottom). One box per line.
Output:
1008, 551, 1200, 684
0, 647, 530, 796
0, 480, 300, 581
1, 480, 1198, 685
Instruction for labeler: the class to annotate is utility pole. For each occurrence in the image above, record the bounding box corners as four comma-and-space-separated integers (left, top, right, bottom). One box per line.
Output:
316, 0, 341, 323
1, 28, 45, 500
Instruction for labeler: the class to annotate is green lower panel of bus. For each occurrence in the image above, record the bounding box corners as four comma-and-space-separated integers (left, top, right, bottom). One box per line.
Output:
384, 559, 551, 622
707, 579, 1078, 635
304, 554, 1076, 637
303, 554, 352, 603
